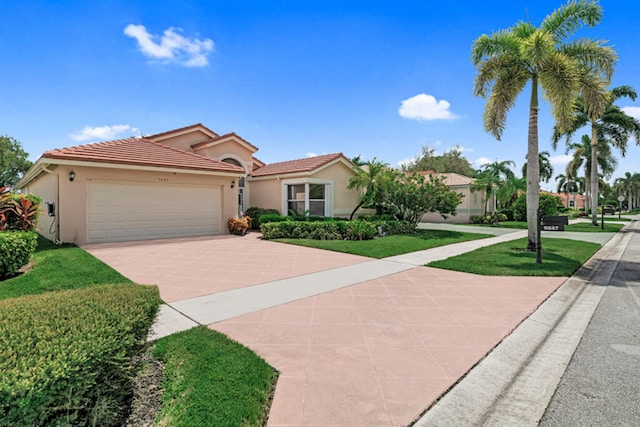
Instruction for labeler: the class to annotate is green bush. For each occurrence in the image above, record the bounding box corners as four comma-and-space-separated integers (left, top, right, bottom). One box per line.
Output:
344, 220, 377, 240
261, 221, 343, 240
512, 193, 560, 221
245, 207, 280, 229
258, 213, 290, 226
0, 283, 161, 426
0, 231, 37, 279
2, 193, 42, 231
371, 219, 416, 235
470, 213, 508, 224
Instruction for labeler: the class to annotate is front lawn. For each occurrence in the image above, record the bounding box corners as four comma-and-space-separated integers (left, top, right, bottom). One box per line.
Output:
275, 229, 492, 258
460, 220, 624, 233
428, 237, 600, 276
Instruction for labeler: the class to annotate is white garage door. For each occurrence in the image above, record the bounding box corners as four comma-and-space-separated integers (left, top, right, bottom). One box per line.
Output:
87, 181, 221, 243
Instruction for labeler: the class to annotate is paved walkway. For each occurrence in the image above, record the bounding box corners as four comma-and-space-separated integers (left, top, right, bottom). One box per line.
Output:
83, 221, 628, 426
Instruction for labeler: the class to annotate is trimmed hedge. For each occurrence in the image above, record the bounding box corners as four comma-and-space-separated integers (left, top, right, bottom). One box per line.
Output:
244, 207, 280, 229
260, 219, 417, 240
0, 283, 162, 426
0, 231, 37, 279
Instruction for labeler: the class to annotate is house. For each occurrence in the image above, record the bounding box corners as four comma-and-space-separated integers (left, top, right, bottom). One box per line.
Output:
550, 191, 586, 209
418, 172, 490, 223
16, 124, 361, 245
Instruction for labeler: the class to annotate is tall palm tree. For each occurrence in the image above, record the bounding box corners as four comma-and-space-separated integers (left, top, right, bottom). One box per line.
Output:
522, 151, 554, 183
553, 86, 640, 224
614, 172, 635, 211
566, 134, 617, 214
556, 173, 580, 208
472, 0, 616, 251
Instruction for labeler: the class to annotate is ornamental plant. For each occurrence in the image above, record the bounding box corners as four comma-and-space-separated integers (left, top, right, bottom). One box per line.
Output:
227, 216, 251, 235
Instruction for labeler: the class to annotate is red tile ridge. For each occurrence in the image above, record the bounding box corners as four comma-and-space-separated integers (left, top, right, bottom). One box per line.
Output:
191, 132, 259, 152
145, 123, 219, 140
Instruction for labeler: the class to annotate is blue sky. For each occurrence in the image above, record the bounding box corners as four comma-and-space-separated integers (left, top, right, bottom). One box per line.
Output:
2, 0, 640, 191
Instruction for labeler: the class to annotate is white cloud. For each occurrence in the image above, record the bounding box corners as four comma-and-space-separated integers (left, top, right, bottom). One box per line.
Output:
71, 125, 140, 142
124, 24, 214, 67
398, 93, 457, 121
549, 154, 572, 166
306, 152, 319, 158
621, 106, 640, 119
474, 157, 492, 168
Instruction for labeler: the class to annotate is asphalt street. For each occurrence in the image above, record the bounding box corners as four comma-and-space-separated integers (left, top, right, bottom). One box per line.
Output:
540, 226, 640, 426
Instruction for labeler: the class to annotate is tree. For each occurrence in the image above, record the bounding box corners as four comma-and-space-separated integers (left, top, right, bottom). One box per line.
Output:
472, 0, 616, 251
497, 176, 527, 211
347, 158, 389, 219
472, 160, 515, 215
522, 151, 554, 183
566, 134, 617, 214
553, 85, 640, 224
555, 172, 581, 208
384, 171, 463, 225
0, 136, 32, 187
404, 146, 476, 176
614, 172, 635, 210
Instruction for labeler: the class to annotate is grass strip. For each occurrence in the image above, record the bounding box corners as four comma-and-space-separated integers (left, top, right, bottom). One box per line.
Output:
0, 236, 131, 300
428, 237, 600, 276
565, 222, 624, 232
153, 326, 277, 427
274, 229, 492, 258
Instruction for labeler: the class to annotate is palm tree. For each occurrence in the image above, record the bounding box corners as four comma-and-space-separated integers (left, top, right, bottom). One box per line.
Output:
497, 175, 527, 210
473, 160, 516, 215
347, 158, 388, 219
553, 86, 640, 224
472, 0, 616, 251
556, 173, 580, 208
565, 134, 617, 215
522, 151, 554, 183
614, 172, 635, 211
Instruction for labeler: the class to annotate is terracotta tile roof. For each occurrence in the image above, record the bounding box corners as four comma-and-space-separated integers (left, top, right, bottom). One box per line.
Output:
251, 153, 349, 177
418, 171, 475, 186
145, 123, 219, 140
43, 137, 244, 173
191, 132, 259, 153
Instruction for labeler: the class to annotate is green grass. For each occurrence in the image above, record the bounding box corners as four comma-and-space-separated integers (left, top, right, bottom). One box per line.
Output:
275, 229, 493, 258
428, 237, 600, 276
565, 222, 625, 232
0, 236, 131, 300
153, 326, 277, 427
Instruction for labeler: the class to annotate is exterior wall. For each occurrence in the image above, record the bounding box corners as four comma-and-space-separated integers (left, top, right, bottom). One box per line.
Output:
152, 131, 212, 152
555, 192, 586, 209
28, 165, 237, 245
420, 186, 487, 223
195, 140, 254, 173
22, 167, 59, 242
247, 161, 360, 217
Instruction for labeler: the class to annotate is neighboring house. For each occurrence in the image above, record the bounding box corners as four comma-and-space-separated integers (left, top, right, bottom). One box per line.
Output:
16, 124, 361, 245
550, 191, 586, 209
418, 172, 489, 223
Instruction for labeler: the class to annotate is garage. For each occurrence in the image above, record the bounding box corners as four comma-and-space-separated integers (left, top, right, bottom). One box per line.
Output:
87, 181, 222, 243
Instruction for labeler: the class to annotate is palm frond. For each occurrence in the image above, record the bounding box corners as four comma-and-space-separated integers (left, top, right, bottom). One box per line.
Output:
539, 52, 581, 133
541, 0, 602, 40
482, 66, 529, 140
471, 30, 520, 65
561, 38, 617, 82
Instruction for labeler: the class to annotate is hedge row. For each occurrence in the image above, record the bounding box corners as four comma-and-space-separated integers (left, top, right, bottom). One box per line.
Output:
0, 231, 37, 279
260, 218, 416, 240
0, 283, 162, 426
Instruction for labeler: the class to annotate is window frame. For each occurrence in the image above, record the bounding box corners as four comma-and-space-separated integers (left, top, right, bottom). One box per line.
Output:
281, 178, 333, 217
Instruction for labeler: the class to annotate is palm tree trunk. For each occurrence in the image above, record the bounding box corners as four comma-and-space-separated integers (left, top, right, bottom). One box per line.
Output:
590, 124, 598, 225
526, 81, 540, 252
584, 168, 590, 215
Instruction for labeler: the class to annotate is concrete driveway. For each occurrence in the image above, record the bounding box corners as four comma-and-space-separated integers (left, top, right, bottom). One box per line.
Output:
84, 230, 568, 426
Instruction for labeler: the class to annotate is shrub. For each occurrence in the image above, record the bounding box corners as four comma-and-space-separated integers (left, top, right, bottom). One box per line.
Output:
1, 191, 42, 232
258, 213, 289, 225
227, 216, 251, 235
344, 220, 377, 240
260, 221, 342, 240
0, 283, 161, 426
0, 231, 37, 279
512, 193, 560, 221
370, 219, 416, 235
470, 213, 508, 224
245, 207, 280, 229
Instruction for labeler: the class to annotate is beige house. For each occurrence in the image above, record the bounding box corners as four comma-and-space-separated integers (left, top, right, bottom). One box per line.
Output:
419, 172, 489, 223
17, 124, 361, 245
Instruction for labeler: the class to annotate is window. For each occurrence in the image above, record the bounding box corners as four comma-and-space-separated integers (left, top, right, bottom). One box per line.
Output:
286, 182, 329, 216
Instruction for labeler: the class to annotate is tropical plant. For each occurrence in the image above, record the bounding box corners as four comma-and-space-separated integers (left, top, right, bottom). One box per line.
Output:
472, 160, 515, 216
472, 0, 616, 251
403, 146, 476, 176
496, 176, 527, 211
553, 85, 640, 224
347, 158, 391, 219
522, 151, 554, 183
614, 172, 635, 210
555, 173, 581, 208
